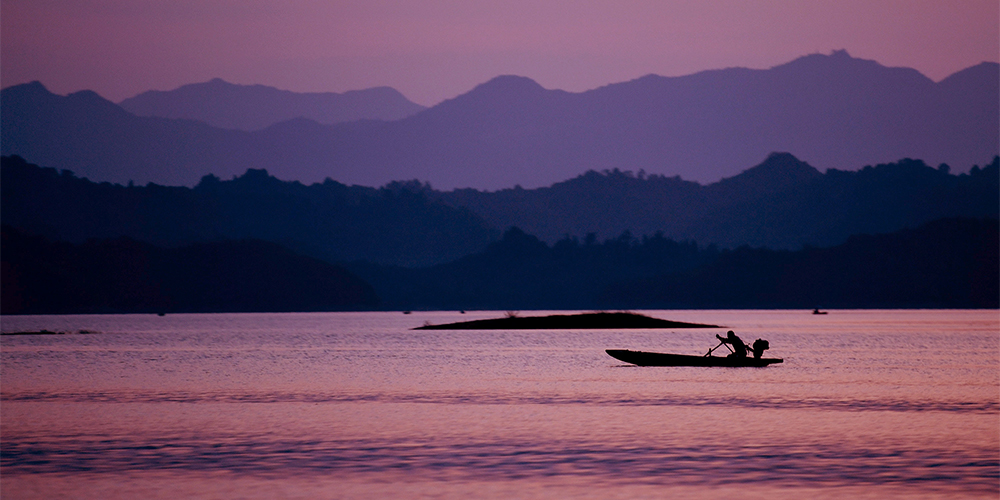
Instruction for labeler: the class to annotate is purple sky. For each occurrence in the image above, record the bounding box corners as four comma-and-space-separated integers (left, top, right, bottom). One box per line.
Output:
2, 1, 998, 106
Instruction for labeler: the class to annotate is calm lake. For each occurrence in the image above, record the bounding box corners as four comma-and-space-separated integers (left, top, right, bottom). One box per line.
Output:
1, 310, 997, 499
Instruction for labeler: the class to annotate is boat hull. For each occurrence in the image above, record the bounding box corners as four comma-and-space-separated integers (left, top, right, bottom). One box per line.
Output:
606, 349, 782, 367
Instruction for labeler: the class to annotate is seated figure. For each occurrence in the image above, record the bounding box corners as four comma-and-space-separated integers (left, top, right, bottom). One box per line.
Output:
716, 330, 747, 358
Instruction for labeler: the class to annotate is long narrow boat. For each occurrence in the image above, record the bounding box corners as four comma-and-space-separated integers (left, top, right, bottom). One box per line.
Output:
606, 349, 783, 367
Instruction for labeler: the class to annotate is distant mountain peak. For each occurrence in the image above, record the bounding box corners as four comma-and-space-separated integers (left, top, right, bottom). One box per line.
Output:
747, 152, 821, 177
469, 75, 546, 97
938, 61, 1000, 89
711, 152, 822, 195
773, 49, 932, 84
5, 81, 50, 94
67, 89, 107, 102
1, 82, 61, 105
426, 75, 552, 119
778, 49, 872, 68
135, 79, 269, 98
2, 81, 124, 118
118, 78, 426, 130
231, 167, 281, 187
776, 49, 881, 70
762, 151, 809, 164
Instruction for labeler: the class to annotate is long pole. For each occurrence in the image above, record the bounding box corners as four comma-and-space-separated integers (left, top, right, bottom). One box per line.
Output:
705, 340, 733, 357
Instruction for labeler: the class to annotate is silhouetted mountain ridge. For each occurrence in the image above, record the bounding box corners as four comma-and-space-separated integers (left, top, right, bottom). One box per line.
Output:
3, 52, 996, 189
1, 156, 497, 267
348, 217, 998, 310
435, 153, 998, 249
4, 153, 996, 262
119, 78, 426, 130
707, 152, 824, 199
3, 153, 996, 311
600, 217, 999, 309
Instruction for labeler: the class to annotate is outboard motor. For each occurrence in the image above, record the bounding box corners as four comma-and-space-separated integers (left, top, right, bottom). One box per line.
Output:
751, 338, 770, 359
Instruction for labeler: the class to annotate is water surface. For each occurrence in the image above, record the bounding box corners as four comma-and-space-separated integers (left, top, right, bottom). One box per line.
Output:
2, 310, 997, 498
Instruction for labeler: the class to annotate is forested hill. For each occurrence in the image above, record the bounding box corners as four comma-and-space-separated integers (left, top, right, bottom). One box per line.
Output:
349, 218, 998, 310
4, 152, 996, 311
1, 225, 380, 314
3, 154, 997, 266
435, 153, 999, 249
8, 216, 991, 314
1, 155, 497, 267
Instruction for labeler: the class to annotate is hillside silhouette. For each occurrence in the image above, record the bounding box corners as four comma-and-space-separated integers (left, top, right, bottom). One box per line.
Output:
349, 218, 998, 310
3, 152, 996, 311
1, 81, 249, 187
3, 154, 996, 265
1, 226, 380, 314
1, 156, 497, 267
436, 153, 999, 248
4, 216, 994, 313
348, 227, 715, 310
3, 52, 996, 189
119, 78, 426, 131
601, 218, 999, 309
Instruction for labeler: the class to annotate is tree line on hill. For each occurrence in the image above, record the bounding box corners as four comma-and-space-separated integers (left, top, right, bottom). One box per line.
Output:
1, 154, 997, 313
347, 218, 998, 311
3, 216, 995, 314
3, 153, 996, 267
1, 225, 379, 314
1, 155, 497, 268
434, 152, 999, 248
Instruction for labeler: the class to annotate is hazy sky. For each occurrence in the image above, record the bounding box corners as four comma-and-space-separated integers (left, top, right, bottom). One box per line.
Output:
2, 0, 997, 106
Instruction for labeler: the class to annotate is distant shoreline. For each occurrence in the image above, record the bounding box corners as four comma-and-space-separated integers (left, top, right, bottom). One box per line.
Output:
413, 311, 721, 330
0, 330, 100, 335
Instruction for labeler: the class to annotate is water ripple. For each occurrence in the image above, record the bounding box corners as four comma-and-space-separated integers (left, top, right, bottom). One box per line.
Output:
2, 435, 996, 494
2, 390, 996, 413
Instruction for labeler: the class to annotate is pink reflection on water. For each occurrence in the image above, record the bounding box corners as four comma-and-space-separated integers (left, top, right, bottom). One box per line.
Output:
2, 310, 998, 498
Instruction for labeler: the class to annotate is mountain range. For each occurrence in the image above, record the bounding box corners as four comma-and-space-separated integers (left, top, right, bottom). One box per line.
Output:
3, 51, 997, 190
435, 152, 999, 248
3, 153, 996, 267
118, 78, 426, 131
0, 155, 497, 268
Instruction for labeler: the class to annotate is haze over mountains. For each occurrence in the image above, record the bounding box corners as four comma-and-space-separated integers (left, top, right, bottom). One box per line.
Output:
2, 51, 997, 190
118, 78, 427, 131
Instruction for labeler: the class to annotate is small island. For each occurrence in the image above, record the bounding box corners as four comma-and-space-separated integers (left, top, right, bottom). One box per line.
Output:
0, 330, 99, 335
413, 311, 721, 330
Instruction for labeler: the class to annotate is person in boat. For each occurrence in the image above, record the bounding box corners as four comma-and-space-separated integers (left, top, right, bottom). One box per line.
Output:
716, 330, 748, 358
